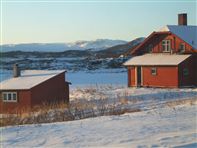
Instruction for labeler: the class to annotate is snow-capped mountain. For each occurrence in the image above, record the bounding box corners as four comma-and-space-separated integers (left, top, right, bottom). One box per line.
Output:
67, 39, 127, 51
1, 39, 127, 52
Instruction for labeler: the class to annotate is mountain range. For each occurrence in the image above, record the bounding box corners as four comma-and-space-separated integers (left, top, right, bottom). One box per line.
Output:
0, 37, 145, 71
1, 39, 128, 52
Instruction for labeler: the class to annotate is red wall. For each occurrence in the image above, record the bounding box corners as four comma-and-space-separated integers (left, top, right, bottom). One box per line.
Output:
30, 72, 69, 107
0, 90, 31, 114
127, 66, 179, 88
127, 67, 136, 87
142, 66, 179, 88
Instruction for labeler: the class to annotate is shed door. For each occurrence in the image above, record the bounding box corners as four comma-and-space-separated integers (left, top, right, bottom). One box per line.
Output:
137, 66, 142, 86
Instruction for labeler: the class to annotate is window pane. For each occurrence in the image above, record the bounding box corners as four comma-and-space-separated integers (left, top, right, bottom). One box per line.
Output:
180, 43, 185, 52
3, 94, 7, 100
183, 68, 189, 76
151, 68, 157, 75
167, 45, 170, 51
8, 94, 12, 100
148, 44, 153, 52
13, 93, 17, 101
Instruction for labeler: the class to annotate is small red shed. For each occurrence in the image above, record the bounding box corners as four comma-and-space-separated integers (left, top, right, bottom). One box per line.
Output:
0, 66, 69, 114
124, 13, 197, 88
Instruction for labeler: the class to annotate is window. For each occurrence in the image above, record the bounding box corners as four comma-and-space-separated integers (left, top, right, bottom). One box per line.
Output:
3, 93, 7, 100
151, 67, 157, 75
179, 43, 185, 53
162, 40, 171, 52
13, 93, 17, 101
183, 68, 189, 76
147, 44, 153, 53
2, 92, 17, 102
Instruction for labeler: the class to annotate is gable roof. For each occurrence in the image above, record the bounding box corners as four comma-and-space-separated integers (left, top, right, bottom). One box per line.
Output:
123, 54, 191, 66
131, 25, 197, 55
159, 25, 197, 49
0, 70, 66, 90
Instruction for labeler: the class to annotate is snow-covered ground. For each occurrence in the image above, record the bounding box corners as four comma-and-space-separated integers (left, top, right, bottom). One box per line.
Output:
1, 104, 196, 147
1, 86, 197, 147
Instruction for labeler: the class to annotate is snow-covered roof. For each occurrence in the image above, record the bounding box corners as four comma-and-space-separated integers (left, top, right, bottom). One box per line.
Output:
123, 54, 191, 66
0, 70, 65, 90
159, 25, 197, 49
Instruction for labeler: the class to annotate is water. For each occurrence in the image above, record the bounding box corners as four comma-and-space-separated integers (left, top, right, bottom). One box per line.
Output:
0, 70, 12, 82
67, 71, 127, 87
0, 70, 127, 87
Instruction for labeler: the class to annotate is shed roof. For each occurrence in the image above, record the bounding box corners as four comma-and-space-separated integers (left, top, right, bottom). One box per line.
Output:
0, 70, 65, 90
123, 54, 191, 66
159, 25, 197, 49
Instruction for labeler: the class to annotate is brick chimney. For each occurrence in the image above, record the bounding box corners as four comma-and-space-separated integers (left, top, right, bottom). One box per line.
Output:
178, 13, 187, 25
13, 64, 21, 78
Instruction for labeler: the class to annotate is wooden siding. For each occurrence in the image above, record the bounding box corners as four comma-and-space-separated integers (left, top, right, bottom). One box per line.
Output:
133, 33, 194, 55
128, 66, 179, 88
178, 55, 197, 87
0, 90, 31, 114
30, 72, 69, 107
142, 66, 179, 88
128, 67, 136, 87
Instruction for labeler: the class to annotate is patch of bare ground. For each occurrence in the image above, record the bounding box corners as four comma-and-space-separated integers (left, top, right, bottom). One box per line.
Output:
165, 98, 197, 108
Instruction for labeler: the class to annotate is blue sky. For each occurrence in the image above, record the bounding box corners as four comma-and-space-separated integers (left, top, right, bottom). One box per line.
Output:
0, 0, 196, 44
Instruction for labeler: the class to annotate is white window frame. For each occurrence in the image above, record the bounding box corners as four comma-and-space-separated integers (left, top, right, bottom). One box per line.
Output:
151, 67, 157, 76
2, 92, 18, 102
162, 40, 171, 52
179, 43, 186, 53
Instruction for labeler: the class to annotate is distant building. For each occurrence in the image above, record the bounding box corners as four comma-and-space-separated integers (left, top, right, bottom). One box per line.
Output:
124, 13, 197, 88
0, 64, 69, 114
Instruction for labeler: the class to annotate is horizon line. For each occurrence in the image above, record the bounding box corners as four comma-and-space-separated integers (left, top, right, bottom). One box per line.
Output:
0, 38, 142, 45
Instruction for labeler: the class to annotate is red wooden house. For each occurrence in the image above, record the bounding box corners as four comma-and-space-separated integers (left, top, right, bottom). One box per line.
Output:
0, 64, 69, 114
124, 14, 197, 88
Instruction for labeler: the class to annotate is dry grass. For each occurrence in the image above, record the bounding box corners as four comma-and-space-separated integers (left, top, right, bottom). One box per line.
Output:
0, 96, 141, 127
165, 98, 197, 108
1, 86, 196, 127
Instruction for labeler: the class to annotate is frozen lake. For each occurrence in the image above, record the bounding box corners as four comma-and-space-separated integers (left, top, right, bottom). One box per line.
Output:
0, 69, 127, 87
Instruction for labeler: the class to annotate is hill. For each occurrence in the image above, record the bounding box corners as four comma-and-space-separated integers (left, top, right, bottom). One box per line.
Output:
0, 38, 144, 71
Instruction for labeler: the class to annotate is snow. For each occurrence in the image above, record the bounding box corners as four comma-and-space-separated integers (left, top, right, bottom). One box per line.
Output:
0, 70, 65, 90
123, 54, 191, 66
70, 86, 197, 102
68, 39, 127, 51
1, 70, 197, 147
1, 86, 197, 147
1, 103, 196, 147
159, 25, 197, 49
